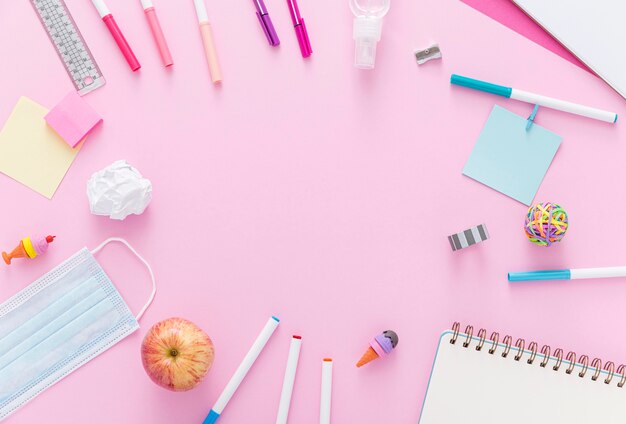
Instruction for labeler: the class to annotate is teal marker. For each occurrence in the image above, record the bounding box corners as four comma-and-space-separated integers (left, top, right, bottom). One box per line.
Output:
509, 266, 626, 282
451, 74, 617, 124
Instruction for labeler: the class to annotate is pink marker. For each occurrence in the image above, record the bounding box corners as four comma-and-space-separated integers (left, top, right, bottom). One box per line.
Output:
91, 0, 141, 71
286, 0, 312, 58
140, 0, 173, 67
193, 0, 222, 84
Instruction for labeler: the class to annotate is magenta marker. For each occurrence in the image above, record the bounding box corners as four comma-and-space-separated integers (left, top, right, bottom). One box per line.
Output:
286, 0, 312, 57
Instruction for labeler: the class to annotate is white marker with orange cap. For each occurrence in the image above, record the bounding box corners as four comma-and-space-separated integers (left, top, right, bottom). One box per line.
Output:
320, 358, 333, 424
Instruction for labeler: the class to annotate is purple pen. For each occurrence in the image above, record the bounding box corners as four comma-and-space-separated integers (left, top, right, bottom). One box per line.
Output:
253, 0, 279, 46
286, 0, 312, 57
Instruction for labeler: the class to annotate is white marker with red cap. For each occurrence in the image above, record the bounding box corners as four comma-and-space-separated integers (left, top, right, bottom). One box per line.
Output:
276, 335, 302, 424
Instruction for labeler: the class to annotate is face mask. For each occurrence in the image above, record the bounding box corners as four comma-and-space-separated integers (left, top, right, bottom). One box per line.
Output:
0, 238, 156, 421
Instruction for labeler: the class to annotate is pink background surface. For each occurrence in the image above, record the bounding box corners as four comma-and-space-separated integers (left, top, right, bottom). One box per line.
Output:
460, 0, 589, 72
0, 0, 625, 423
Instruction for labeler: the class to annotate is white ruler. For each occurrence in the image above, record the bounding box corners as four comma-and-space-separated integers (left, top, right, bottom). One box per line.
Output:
30, 0, 105, 95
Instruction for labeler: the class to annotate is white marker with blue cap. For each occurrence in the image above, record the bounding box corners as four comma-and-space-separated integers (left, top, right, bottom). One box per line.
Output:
203, 316, 280, 424
451, 74, 618, 124
509, 266, 626, 282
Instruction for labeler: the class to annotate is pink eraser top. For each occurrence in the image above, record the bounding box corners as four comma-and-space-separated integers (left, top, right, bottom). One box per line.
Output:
32, 236, 51, 256
44, 91, 103, 148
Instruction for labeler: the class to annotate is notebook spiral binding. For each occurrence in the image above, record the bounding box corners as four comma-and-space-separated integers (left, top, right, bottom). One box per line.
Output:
450, 322, 626, 388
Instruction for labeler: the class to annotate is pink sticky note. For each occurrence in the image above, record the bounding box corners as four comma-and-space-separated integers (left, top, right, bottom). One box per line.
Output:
44, 91, 102, 148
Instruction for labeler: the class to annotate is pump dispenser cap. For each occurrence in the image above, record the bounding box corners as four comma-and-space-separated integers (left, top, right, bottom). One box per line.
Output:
353, 16, 383, 69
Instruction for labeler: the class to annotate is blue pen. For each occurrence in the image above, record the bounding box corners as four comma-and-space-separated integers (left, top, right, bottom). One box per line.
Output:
450, 74, 617, 123
509, 266, 626, 282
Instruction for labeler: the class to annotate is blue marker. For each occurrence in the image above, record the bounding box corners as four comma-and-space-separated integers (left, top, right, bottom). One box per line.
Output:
451, 74, 617, 124
203, 316, 280, 424
509, 266, 626, 282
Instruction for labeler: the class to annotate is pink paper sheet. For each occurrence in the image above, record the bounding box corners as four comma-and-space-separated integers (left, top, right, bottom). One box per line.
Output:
460, 0, 590, 73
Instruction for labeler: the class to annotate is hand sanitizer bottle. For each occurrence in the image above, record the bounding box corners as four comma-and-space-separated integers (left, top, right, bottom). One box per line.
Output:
349, 0, 390, 69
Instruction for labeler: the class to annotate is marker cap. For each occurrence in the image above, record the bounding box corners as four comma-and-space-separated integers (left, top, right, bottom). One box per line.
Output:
102, 15, 141, 71
256, 12, 280, 46
295, 20, 312, 57
199, 22, 222, 83
145, 8, 173, 67
508, 269, 571, 282
450, 74, 512, 98
202, 410, 220, 424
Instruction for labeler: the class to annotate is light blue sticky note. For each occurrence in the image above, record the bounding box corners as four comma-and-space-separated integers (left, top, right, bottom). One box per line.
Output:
462, 105, 562, 206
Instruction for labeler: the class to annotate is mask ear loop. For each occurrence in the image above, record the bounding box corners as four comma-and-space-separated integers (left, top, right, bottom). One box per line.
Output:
91, 237, 156, 321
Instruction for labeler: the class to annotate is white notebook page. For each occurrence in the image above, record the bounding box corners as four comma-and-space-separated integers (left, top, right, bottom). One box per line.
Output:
419, 330, 626, 423
512, 0, 626, 99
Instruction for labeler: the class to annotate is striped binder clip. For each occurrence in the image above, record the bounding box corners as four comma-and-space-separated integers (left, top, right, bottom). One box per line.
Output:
448, 224, 489, 252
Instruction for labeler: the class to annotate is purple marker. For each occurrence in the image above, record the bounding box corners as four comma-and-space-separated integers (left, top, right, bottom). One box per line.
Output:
253, 0, 279, 46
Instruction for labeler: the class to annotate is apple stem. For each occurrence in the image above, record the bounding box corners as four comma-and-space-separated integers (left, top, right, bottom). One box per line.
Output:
170, 349, 179, 357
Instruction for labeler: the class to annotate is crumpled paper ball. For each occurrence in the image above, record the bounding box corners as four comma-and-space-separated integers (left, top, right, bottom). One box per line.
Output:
87, 160, 152, 220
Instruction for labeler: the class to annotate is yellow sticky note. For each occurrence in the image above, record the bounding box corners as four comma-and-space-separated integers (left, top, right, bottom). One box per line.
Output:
0, 97, 82, 199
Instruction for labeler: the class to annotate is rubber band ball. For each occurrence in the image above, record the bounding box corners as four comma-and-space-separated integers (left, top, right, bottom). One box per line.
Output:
524, 202, 568, 246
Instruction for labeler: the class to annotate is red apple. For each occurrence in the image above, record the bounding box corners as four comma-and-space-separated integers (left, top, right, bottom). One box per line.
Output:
141, 317, 215, 391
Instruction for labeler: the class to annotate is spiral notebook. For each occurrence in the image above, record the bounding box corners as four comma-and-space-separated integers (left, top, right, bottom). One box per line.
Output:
419, 323, 626, 423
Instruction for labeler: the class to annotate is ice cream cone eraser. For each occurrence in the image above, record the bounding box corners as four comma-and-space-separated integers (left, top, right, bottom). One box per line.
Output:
2, 235, 55, 265
356, 330, 399, 368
